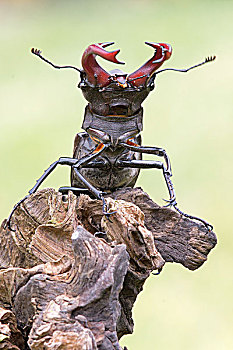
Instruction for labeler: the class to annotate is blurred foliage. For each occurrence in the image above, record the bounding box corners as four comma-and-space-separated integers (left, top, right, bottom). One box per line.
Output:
0, 0, 232, 349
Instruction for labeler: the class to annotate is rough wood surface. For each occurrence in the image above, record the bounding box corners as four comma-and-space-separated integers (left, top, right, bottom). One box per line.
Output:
0, 187, 217, 349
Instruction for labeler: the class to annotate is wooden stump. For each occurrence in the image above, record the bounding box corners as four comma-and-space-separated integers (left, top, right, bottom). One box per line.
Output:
0, 188, 217, 349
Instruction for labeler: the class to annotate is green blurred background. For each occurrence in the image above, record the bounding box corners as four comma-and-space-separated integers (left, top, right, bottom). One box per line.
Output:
0, 0, 232, 349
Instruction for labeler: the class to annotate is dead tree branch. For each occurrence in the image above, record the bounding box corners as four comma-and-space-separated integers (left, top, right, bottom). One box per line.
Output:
0, 188, 217, 349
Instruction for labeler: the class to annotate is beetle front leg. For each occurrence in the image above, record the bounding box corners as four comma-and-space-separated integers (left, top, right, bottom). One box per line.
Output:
71, 142, 109, 200
71, 143, 116, 218
72, 167, 116, 219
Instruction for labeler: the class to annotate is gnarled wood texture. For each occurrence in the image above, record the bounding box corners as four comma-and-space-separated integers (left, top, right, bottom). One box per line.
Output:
0, 188, 217, 349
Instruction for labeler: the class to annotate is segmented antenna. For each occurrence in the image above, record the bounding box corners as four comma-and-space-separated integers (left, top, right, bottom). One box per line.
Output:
127, 74, 148, 83
31, 48, 82, 73
155, 55, 216, 75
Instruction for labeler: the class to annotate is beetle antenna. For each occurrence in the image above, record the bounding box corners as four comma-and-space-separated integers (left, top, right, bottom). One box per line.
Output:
31, 48, 82, 73
127, 74, 148, 82
155, 55, 216, 75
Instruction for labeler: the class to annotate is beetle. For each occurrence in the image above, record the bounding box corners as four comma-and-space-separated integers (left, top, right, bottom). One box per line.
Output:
7, 42, 215, 230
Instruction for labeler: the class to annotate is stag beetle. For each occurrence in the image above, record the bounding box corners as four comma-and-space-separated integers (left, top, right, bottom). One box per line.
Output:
7, 42, 215, 230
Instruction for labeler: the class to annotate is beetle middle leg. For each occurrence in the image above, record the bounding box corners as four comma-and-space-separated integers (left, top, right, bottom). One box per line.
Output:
119, 141, 176, 205
116, 157, 176, 204
59, 167, 116, 219
71, 167, 116, 218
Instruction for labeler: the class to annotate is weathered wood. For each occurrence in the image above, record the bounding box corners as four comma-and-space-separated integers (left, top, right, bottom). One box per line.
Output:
110, 187, 217, 270
0, 307, 24, 349
0, 188, 217, 349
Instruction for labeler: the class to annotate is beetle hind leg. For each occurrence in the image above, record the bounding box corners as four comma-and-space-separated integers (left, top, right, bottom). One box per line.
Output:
5, 195, 29, 231
100, 194, 117, 221
59, 186, 94, 198
162, 171, 213, 230
59, 185, 116, 220
173, 205, 213, 231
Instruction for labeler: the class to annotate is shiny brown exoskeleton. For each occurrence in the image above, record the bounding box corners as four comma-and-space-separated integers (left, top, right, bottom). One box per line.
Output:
7, 42, 216, 230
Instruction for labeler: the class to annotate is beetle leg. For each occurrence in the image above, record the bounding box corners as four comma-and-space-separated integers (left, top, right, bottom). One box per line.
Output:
72, 168, 117, 220
116, 153, 213, 230
116, 158, 176, 205
6, 157, 77, 230
28, 157, 77, 195
173, 206, 213, 231
59, 160, 109, 196
72, 168, 104, 199
72, 168, 116, 219
5, 195, 29, 231
100, 194, 117, 221
59, 187, 92, 196
162, 167, 177, 206
71, 143, 108, 198
71, 143, 116, 218
118, 141, 176, 202
123, 142, 179, 206
7, 144, 109, 230
152, 267, 163, 276
122, 141, 172, 174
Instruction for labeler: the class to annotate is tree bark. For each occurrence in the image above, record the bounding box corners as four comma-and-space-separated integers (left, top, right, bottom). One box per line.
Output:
0, 187, 217, 349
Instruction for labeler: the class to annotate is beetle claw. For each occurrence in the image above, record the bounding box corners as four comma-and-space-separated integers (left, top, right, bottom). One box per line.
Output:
152, 267, 163, 276
100, 194, 116, 221
163, 197, 177, 207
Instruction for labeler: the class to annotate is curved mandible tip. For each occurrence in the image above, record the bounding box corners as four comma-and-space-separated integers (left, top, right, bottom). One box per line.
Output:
81, 42, 125, 87
92, 42, 125, 65
145, 42, 172, 61
127, 42, 172, 87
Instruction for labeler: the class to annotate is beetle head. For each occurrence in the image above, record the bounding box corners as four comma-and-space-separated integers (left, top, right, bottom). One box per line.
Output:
31, 44, 215, 117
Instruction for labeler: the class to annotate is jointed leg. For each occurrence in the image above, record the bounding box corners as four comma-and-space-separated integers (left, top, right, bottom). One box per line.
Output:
7, 143, 112, 230
119, 142, 176, 205
6, 157, 76, 230
72, 168, 115, 217
122, 141, 172, 174
117, 148, 213, 230
71, 144, 116, 216
59, 187, 92, 196
173, 205, 213, 231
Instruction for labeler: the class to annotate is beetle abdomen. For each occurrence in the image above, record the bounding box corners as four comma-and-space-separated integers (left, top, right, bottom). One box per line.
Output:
71, 132, 141, 191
